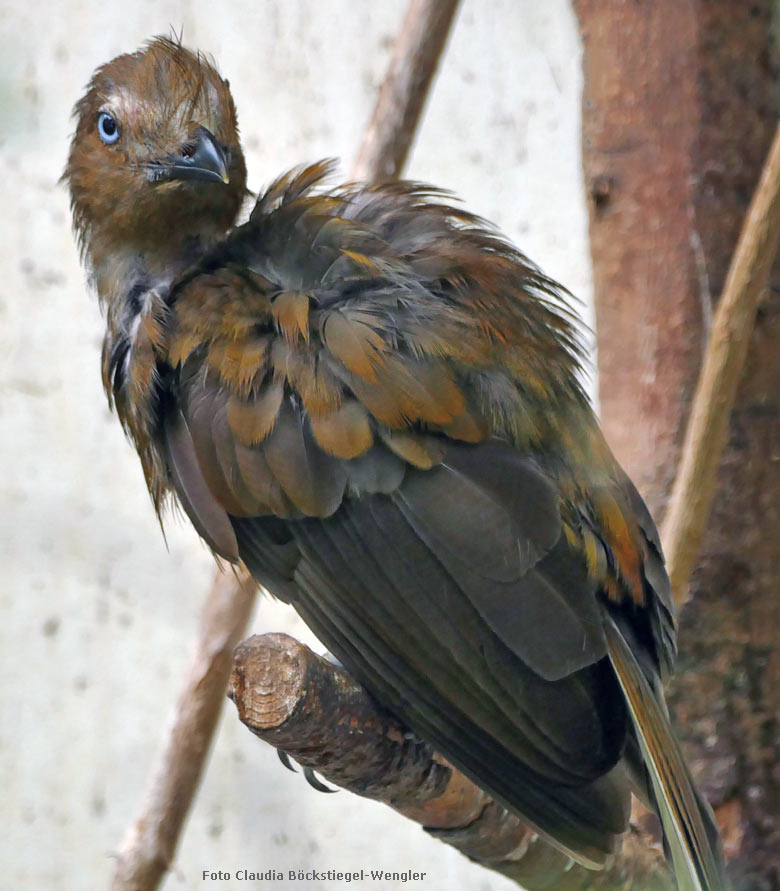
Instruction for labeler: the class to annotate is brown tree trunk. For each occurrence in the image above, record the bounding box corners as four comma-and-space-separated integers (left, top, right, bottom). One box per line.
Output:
574, 2, 780, 889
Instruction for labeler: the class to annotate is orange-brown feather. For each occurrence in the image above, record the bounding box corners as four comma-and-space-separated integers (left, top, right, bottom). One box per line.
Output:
593, 492, 645, 603
379, 430, 445, 470
321, 310, 388, 381
272, 291, 311, 343
309, 401, 374, 459
226, 384, 285, 446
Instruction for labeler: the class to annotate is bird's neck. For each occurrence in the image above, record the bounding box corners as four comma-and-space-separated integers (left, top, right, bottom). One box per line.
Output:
88, 227, 225, 420
87, 229, 218, 334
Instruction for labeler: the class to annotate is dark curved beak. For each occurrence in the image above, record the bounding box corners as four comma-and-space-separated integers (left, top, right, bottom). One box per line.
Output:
152, 127, 230, 185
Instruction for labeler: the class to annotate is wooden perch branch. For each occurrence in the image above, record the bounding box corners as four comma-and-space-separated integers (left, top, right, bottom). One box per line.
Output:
111, 568, 258, 890
661, 120, 780, 605
351, 0, 461, 182
230, 634, 672, 891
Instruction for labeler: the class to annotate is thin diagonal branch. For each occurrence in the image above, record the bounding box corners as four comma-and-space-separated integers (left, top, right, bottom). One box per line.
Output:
351, 0, 461, 182
661, 120, 780, 605
111, 567, 257, 890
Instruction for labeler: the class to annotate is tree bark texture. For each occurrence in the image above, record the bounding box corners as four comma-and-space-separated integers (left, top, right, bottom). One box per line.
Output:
661, 120, 780, 606
574, 2, 780, 888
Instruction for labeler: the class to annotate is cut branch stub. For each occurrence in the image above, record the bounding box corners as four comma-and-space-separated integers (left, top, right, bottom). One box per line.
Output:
229, 632, 482, 825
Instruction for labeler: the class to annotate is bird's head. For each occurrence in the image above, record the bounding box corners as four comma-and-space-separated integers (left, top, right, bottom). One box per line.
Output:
64, 37, 247, 275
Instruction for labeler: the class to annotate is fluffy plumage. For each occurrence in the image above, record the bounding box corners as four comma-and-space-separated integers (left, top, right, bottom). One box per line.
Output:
65, 37, 727, 889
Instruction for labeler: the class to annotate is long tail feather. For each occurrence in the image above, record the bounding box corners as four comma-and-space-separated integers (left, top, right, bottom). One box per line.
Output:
603, 614, 728, 891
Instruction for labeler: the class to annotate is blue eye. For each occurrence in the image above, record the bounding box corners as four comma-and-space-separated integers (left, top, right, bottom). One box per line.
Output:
97, 112, 119, 145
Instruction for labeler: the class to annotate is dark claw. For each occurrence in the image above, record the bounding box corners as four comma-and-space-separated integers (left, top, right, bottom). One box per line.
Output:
303, 766, 338, 793
278, 750, 298, 773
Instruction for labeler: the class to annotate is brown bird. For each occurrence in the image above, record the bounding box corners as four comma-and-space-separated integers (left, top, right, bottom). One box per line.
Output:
65, 37, 727, 890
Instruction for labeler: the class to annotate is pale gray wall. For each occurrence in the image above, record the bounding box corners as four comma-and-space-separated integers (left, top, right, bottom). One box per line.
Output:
0, 2, 591, 889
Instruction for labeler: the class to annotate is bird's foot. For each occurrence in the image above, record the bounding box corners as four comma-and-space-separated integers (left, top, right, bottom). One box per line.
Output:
276, 749, 338, 793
